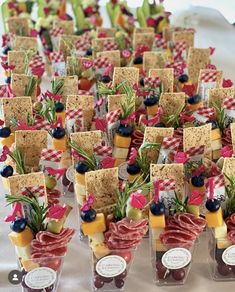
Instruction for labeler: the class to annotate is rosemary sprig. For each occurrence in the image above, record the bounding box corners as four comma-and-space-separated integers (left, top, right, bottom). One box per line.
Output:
8, 114, 35, 129
24, 76, 37, 96
165, 104, 185, 129
5, 189, 49, 236
118, 82, 135, 120
8, 148, 26, 175
184, 159, 203, 177
212, 101, 225, 133
97, 81, 126, 96
68, 141, 98, 171
51, 79, 64, 95
224, 174, 235, 217
171, 192, 188, 213
40, 98, 56, 124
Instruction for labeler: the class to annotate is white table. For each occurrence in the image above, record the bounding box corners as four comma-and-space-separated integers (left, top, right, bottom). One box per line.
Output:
1, 5, 235, 292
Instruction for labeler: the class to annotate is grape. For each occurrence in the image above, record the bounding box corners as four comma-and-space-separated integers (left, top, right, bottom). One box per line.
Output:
62, 174, 70, 186
231, 266, 235, 275
100, 276, 113, 283
156, 261, 170, 280
127, 208, 142, 220
115, 278, 124, 289
68, 183, 74, 193
217, 263, 232, 276
115, 269, 127, 279
172, 268, 186, 281
45, 176, 57, 190
21, 275, 28, 288
94, 275, 104, 289
45, 284, 54, 292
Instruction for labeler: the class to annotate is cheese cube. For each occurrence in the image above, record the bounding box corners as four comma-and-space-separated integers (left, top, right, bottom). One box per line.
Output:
205, 207, 223, 228
114, 158, 126, 167
75, 173, 85, 185
56, 112, 65, 125
151, 228, 164, 240
81, 213, 106, 236
217, 237, 232, 249
2, 177, 10, 191
214, 221, 227, 239
9, 227, 34, 247
154, 239, 167, 252
211, 128, 221, 140
15, 244, 32, 260
128, 173, 141, 183
112, 146, 129, 159
188, 181, 206, 194
146, 104, 158, 116
93, 243, 110, 259
21, 259, 39, 272
89, 233, 105, 249
113, 134, 131, 148
187, 205, 200, 217
211, 139, 222, 151
212, 149, 221, 160
1, 133, 15, 148
186, 101, 203, 112
52, 136, 67, 151
178, 80, 193, 91
149, 212, 165, 228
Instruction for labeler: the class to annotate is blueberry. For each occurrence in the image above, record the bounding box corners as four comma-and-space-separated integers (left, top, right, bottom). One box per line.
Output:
144, 94, 159, 106
139, 77, 144, 86
85, 48, 92, 56
2, 46, 11, 55
101, 75, 111, 83
188, 94, 201, 105
10, 217, 27, 233
75, 161, 89, 174
211, 120, 218, 130
80, 208, 96, 222
206, 199, 220, 212
127, 163, 140, 175
155, 122, 165, 128
117, 124, 132, 137
0, 127, 11, 138
133, 56, 143, 65
150, 202, 165, 215
0, 165, 13, 178
191, 176, 204, 187
5, 76, 11, 84
178, 74, 189, 83
55, 102, 64, 113
52, 127, 65, 139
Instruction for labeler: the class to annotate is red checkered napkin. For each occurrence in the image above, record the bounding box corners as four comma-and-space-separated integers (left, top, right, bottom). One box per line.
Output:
78, 89, 94, 95
93, 143, 113, 158
0, 84, 9, 97
106, 109, 121, 125
94, 57, 110, 69
185, 145, 205, 157
29, 55, 45, 69
104, 40, 118, 50
175, 41, 187, 53
194, 107, 215, 120
50, 27, 64, 37
144, 76, 160, 87
159, 178, 175, 191
66, 108, 83, 120
224, 97, 235, 110
155, 38, 167, 49
162, 137, 181, 153
206, 174, 225, 189
41, 149, 63, 163
34, 117, 51, 131
200, 71, 217, 82
21, 185, 46, 197
49, 51, 65, 63
166, 60, 186, 77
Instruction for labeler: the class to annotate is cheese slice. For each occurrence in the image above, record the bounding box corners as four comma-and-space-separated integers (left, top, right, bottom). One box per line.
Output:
81, 213, 106, 236
89, 233, 105, 249
9, 227, 33, 247
217, 237, 232, 249
151, 227, 164, 240
214, 221, 227, 239
93, 243, 110, 259
21, 259, 39, 272
112, 146, 129, 159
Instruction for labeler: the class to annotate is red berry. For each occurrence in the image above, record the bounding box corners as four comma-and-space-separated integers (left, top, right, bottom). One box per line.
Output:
78, 78, 92, 91
100, 276, 113, 283
115, 278, 124, 288
217, 263, 232, 276
172, 268, 186, 281
94, 275, 104, 289
156, 261, 170, 280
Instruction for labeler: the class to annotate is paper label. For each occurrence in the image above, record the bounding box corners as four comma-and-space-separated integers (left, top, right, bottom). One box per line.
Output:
66, 166, 74, 183
159, 190, 175, 215
198, 81, 216, 105
52, 61, 66, 76
25, 267, 56, 289
162, 248, 192, 270
222, 245, 235, 266
96, 255, 126, 278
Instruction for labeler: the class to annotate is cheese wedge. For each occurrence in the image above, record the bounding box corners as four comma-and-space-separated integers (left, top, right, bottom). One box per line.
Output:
9, 227, 34, 247
146, 104, 158, 116
211, 129, 221, 140
52, 136, 67, 151
211, 139, 222, 151
151, 227, 164, 240
1, 133, 15, 148
154, 239, 167, 252
81, 213, 106, 236
113, 134, 131, 148
93, 243, 110, 259
217, 237, 232, 249
205, 207, 223, 228
214, 221, 227, 239
149, 212, 165, 228
2, 177, 10, 191
89, 233, 105, 249
112, 146, 129, 159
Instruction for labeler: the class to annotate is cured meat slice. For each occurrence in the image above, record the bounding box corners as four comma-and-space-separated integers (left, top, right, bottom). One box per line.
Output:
225, 215, 235, 231
227, 230, 235, 244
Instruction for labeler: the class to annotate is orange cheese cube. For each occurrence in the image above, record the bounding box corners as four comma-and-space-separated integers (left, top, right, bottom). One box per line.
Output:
189, 180, 206, 194
153, 239, 167, 252
93, 243, 110, 259
113, 134, 131, 148
114, 158, 126, 167
128, 173, 141, 183
52, 136, 67, 151
211, 128, 221, 141
1, 133, 15, 148
81, 213, 106, 236
186, 101, 203, 112
147, 104, 158, 116
112, 146, 129, 159
212, 149, 221, 160
9, 227, 34, 247
205, 207, 223, 228
149, 211, 165, 228
75, 172, 85, 185
56, 112, 65, 125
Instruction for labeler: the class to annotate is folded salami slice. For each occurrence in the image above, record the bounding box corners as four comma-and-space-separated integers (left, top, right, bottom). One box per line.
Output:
227, 230, 235, 243
225, 214, 235, 231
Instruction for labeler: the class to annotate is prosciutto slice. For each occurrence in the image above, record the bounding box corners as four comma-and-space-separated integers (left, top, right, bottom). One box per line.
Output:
105, 218, 148, 249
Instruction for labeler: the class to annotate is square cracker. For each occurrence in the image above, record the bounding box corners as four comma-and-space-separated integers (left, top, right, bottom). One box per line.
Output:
54, 76, 78, 103
1, 96, 33, 131
230, 123, 235, 153
113, 67, 139, 87
59, 35, 82, 60
198, 69, 223, 90
133, 32, 154, 50
8, 172, 46, 197
187, 48, 210, 83
183, 124, 212, 156
107, 94, 127, 112
85, 167, 119, 210
208, 87, 234, 108
144, 127, 174, 162
15, 130, 48, 168
11, 74, 38, 102
96, 28, 117, 37
134, 27, 155, 34
7, 17, 30, 36
97, 50, 121, 68
173, 31, 195, 51
163, 26, 174, 41
143, 51, 166, 74
159, 92, 186, 118
149, 68, 174, 92
66, 95, 94, 130
222, 158, 235, 185
92, 37, 116, 57
8, 51, 34, 74
150, 163, 184, 197
53, 20, 74, 35
13, 36, 38, 52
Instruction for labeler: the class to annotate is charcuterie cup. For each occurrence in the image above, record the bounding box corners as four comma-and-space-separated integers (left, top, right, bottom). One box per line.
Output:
208, 230, 235, 281
91, 248, 136, 291
17, 256, 64, 292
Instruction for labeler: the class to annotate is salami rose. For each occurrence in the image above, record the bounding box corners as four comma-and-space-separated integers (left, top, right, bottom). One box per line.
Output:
225, 214, 235, 231
227, 230, 235, 244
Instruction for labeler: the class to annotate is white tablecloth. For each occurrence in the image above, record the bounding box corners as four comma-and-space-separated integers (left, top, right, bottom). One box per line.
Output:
1, 5, 235, 292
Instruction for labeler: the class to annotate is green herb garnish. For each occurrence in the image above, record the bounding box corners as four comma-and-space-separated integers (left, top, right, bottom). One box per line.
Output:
165, 104, 185, 129
24, 76, 37, 96
212, 101, 225, 133
224, 174, 235, 217
171, 192, 188, 213
8, 148, 26, 175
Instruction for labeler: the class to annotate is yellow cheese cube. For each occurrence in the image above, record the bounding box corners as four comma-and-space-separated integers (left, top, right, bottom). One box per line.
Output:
128, 173, 141, 183
188, 180, 206, 194
154, 239, 167, 252
21, 259, 39, 272
52, 136, 67, 151
113, 134, 131, 148
211, 139, 222, 151
89, 233, 105, 249
133, 64, 142, 70
186, 205, 200, 217
149, 211, 165, 228
151, 227, 164, 240
15, 244, 32, 260
9, 227, 34, 247
112, 146, 129, 159
75, 173, 85, 185
146, 104, 158, 116
93, 243, 111, 259
212, 149, 221, 160
211, 128, 221, 140
205, 207, 223, 228
81, 213, 106, 236
1, 133, 15, 148
186, 101, 203, 112
114, 158, 126, 167
178, 80, 193, 91
214, 221, 227, 239
217, 237, 232, 249
2, 177, 10, 190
